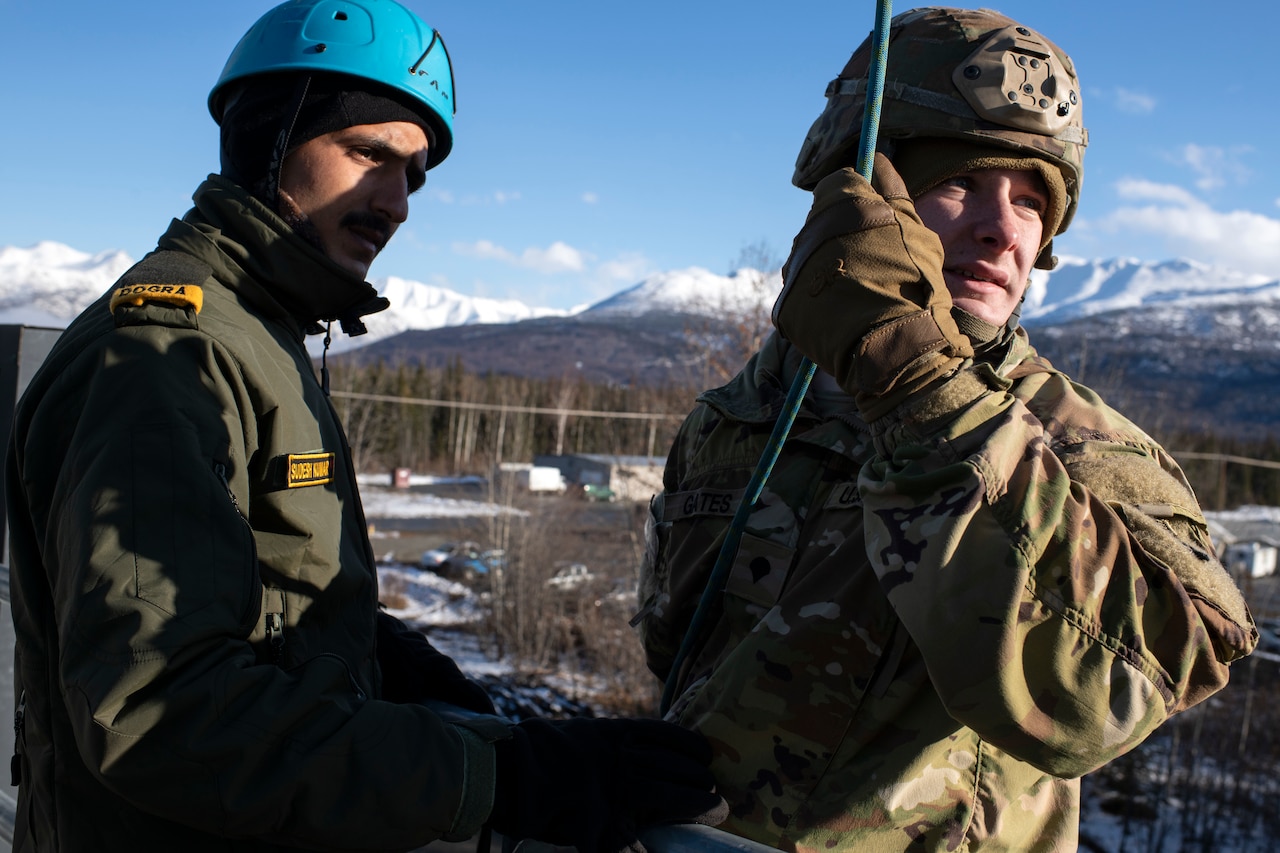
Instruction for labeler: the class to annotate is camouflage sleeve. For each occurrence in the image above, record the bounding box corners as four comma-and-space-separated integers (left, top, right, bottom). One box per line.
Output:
635, 404, 720, 683
862, 365, 1257, 779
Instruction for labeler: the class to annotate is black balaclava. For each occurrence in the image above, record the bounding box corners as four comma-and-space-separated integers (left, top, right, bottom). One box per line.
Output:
218, 71, 434, 207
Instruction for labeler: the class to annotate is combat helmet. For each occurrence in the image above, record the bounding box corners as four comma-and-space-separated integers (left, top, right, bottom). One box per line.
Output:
793, 7, 1087, 255
209, 0, 456, 170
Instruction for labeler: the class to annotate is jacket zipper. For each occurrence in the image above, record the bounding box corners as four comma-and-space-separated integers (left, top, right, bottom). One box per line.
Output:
213, 460, 274, 659
265, 612, 286, 666
11, 689, 24, 786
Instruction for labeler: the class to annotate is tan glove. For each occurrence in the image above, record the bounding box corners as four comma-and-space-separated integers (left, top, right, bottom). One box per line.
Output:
772, 153, 973, 421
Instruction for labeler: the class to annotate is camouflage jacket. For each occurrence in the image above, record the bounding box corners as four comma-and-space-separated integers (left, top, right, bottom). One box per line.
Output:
636, 330, 1256, 852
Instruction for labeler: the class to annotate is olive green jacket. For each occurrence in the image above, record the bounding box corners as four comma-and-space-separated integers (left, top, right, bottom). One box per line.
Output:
6, 177, 500, 851
637, 330, 1256, 852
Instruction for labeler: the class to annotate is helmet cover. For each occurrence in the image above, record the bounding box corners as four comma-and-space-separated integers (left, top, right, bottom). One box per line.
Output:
793, 7, 1087, 237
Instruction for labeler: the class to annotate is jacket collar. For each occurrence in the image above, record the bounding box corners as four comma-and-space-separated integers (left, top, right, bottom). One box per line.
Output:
157, 175, 390, 337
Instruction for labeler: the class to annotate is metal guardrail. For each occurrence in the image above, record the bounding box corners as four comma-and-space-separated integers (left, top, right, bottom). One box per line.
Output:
511, 825, 777, 853
638, 824, 778, 853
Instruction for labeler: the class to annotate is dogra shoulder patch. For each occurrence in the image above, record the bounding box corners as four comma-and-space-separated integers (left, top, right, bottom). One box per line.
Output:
108, 249, 212, 316
110, 283, 204, 314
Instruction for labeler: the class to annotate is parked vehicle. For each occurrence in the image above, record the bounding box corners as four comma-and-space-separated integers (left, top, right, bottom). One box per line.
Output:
521, 466, 567, 493
546, 563, 595, 590
1258, 618, 1280, 656
420, 542, 505, 583
581, 484, 615, 503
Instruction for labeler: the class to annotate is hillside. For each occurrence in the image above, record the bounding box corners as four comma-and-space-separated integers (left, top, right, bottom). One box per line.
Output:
1031, 302, 1280, 437
339, 311, 718, 387
3, 241, 1278, 435
343, 298, 1280, 438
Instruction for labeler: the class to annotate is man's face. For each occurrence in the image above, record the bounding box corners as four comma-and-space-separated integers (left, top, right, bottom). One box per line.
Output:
278, 121, 430, 279
913, 167, 1048, 327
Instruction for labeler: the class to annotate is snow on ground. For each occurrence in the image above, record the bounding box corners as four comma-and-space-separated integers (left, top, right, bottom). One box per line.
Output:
356, 473, 486, 488
369, 475, 1279, 846
376, 562, 601, 717
362, 476, 522, 680
358, 485, 527, 520
378, 563, 483, 628
1207, 504, 1280, 524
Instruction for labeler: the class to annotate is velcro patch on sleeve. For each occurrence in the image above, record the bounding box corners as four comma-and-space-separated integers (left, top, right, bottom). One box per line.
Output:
110, 283, 204, 314
286, 453, 336, 488
822, 481, 863, 510
662, 488, 745, 522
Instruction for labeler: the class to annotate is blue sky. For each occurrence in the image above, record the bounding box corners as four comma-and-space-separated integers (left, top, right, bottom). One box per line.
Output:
3, 0, 1278, 311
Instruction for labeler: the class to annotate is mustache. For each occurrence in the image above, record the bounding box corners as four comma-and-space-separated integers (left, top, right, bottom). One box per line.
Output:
341, 211, 393, 250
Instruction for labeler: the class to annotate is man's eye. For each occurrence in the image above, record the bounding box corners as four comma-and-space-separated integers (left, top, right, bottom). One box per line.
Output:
405, 158, 428, 194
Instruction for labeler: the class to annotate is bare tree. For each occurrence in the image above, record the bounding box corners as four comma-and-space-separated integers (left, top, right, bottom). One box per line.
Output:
684, 239, 781, 387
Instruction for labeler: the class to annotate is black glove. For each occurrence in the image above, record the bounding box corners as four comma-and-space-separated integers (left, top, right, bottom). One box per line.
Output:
489, 716, 729, 853
375, 611, 496, 715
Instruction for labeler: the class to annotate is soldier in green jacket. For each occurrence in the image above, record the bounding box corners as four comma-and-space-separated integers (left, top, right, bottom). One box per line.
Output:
5, 1, 724, 850
635, 8, 1257, 852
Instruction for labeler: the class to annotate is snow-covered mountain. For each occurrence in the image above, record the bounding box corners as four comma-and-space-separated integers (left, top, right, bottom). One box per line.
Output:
582, 267, 781, 318
326, 276, 568, 354
0, 242, 568, 353
2, 241, 1278, 344
582, 256, 1280, 328
1022, 256, 1280, 326
0, 242, 134, 327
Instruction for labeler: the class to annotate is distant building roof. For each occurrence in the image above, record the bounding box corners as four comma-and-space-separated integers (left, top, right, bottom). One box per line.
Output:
1205, 508, 1280, 548
538, 453, 665, 468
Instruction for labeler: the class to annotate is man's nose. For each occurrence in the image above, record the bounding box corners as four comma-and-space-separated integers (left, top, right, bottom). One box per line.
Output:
372, 175, 411, 224
972, 197, 1022, 252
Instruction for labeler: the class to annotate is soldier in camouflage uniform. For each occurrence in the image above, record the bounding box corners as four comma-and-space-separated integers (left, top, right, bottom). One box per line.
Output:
634, 8, 1258, 851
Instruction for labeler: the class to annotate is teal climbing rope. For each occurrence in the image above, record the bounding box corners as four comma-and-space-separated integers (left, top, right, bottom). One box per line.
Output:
660, 0, 896, 715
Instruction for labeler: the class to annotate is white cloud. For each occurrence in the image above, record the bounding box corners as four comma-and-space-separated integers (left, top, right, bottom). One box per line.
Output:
1175, 144, 1252, 192
450, 242, 657, 300
1113, 87, 1156, 114
452, 240, 587, 274
427, 188, 455, 204
455, 191, 523, 206
521, 241, 587, 273
1100, 180, 1280, 277
595, 253, 653, 284
581, 192, 599, 205
454, 240, 514, 263
1114, 179, 1199, 206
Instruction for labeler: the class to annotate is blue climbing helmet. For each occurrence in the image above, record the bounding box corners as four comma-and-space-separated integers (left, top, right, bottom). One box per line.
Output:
209, 0, 455, 169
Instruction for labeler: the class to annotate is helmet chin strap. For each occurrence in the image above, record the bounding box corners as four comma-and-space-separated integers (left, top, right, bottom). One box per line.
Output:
1036, 241, 1059, 271
265, 75, 314, 206
321, 320, 332, 397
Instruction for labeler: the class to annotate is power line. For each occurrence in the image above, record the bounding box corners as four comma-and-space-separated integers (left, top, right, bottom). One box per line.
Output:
329, 390, 683, 422
330, 393, 1280, 468
1173, 452, 1280, 472
331, 392, 1280, 472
